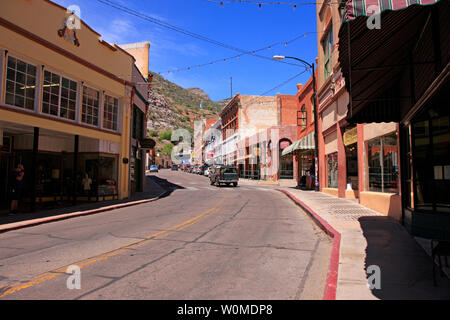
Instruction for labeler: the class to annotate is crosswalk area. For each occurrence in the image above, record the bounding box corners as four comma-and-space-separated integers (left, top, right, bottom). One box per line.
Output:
169, 185, 274, 192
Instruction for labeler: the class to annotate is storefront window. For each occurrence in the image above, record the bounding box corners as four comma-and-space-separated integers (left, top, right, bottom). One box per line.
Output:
367, 132, 399, 193
5, 56, 36, 110
79, 154, 118, 197
327, 152, 338, 188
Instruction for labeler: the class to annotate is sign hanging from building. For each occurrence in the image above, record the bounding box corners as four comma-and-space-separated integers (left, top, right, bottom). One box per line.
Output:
343, 127, 358, 146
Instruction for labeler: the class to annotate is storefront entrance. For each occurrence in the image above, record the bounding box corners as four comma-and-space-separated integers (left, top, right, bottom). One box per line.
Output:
0, 121, 119, 213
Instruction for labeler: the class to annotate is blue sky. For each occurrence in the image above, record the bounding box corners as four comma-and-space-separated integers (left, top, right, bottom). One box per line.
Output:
53, 0, 318, 102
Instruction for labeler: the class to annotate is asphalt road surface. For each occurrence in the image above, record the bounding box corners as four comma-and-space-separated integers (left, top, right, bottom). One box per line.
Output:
0, 170, 332, 300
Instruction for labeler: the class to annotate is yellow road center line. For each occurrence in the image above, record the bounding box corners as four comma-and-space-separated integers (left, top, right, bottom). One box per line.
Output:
0, 192, 226, 298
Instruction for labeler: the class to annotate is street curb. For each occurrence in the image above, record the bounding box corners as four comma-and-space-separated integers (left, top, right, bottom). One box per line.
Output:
0, 190, 169, 234
276, 189, 341, 301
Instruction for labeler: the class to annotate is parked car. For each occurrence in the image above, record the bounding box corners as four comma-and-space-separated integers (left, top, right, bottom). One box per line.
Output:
149, 165, 159, 173
204, 168, 210, 177
171, 164, 178, 171
209, 165, 239, 187
199, 164, 208, 175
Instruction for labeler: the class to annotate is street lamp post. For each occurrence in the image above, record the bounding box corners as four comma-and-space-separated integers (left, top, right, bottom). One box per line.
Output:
273, 55, 320, 192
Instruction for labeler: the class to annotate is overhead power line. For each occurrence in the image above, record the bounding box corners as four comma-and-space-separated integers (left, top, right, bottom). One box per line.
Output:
205, 0, 342, 7
96, 0, 305, 68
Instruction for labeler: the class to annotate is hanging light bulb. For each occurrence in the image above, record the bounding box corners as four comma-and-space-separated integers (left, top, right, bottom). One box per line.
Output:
268, 46, 271, 50
258, 3, 262, 9
293, 4, 297, 10
285, 42, 287, 47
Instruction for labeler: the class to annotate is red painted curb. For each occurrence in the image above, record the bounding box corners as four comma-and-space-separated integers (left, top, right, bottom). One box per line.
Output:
276, 189, 341, 301
0, 191, 168, 234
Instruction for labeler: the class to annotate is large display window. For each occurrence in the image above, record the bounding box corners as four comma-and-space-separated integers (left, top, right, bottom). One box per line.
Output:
79, 154, 118, 197
367, 132, 399, 193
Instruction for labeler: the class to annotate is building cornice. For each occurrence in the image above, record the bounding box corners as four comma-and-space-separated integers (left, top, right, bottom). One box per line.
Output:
0, 17, 134, 87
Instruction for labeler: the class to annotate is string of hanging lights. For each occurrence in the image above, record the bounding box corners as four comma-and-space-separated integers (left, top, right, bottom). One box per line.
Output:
204, 0, 341, 8
156, 32, 314, 75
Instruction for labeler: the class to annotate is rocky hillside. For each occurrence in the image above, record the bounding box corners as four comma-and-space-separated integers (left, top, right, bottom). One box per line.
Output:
187, 88, 210, 101
147, 72, 224, 154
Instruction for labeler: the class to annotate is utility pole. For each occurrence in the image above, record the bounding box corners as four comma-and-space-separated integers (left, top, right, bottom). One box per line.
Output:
230, 76, 233, 98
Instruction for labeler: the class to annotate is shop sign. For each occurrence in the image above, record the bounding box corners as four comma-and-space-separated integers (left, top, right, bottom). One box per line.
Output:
343, 127, 358, 146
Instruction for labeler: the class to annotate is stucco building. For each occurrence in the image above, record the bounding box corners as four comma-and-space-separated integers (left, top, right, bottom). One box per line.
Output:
0, 0, 137, 211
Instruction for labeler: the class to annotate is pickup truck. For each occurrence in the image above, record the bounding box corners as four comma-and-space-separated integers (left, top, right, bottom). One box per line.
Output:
209, 165, 239, 187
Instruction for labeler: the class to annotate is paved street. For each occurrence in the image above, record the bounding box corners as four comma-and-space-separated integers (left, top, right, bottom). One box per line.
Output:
0, 170, 331, 300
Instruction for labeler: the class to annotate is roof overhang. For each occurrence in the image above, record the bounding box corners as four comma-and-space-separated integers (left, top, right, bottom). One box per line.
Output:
338, 0, 446, 124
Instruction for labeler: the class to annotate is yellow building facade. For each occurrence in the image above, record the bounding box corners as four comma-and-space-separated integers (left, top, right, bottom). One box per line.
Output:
0, 0, 136, 210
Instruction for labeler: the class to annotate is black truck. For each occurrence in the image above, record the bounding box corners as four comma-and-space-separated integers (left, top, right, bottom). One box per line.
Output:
209, 165, 239, 187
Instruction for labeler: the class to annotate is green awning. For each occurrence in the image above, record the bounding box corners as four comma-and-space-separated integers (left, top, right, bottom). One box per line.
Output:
282, 132, 315, 156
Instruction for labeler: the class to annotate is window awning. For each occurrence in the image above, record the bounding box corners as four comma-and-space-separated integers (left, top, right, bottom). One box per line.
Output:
282, 132, 315, 156
338, 0, 446, 124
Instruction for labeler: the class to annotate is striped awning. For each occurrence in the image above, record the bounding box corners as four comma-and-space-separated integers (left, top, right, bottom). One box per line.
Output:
343, 0, 441, 22
282, 132, 315, 156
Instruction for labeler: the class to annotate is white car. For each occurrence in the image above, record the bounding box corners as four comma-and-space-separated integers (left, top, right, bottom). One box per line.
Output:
204, 168, 210, 176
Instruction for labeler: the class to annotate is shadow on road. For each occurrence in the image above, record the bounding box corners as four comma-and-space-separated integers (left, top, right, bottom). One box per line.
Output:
147, 175, 184, 199
0, 175, 182, 227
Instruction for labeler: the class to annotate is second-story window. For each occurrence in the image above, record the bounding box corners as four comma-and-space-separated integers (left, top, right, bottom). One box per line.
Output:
300, 104, 307, 128
5, 56, 36, 110
42, 70, 77, 120
103, 95, 118, 131
322, 26, 333, 80
82, 86, 99, 126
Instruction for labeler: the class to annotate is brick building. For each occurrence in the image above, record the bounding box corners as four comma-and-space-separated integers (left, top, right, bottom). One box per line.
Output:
282, 74, 317, 189
219, 93, 298, 181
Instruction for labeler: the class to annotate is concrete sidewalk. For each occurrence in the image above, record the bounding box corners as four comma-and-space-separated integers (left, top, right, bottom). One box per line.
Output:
239, 178, 298, 188
277, 187, 450, 300
0, 175, 167, 233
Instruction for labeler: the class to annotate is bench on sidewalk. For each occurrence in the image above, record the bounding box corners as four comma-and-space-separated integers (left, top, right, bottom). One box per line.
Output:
432, 240, 450, 286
